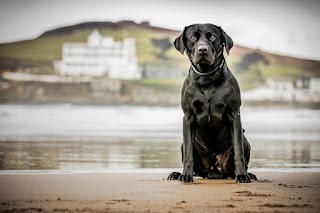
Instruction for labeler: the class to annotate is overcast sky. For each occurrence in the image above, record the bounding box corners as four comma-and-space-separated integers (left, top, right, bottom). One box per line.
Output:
0, 0, 319, 60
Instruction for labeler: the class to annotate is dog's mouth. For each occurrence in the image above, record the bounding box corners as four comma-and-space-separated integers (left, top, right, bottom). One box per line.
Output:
194, 56, 214, 65
193, 49, 215, 65
200, 58, 214, 65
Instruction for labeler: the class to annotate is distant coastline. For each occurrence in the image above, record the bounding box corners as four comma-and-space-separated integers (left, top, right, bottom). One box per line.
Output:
1, 77, 320, 108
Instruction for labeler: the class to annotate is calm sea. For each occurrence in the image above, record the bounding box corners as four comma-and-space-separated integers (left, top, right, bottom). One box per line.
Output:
0, 104, 319, 173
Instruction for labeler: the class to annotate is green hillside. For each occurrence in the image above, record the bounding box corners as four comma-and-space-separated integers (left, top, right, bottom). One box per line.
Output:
0, 22, 188, 71
0, 21, 319, 90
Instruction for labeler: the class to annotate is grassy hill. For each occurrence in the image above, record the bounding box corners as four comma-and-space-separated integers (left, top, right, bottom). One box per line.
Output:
0, 20, 319, 91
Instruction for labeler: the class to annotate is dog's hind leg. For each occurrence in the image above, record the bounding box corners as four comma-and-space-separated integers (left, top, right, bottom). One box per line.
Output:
243, 135, 257, 180
167, 172, 181, 180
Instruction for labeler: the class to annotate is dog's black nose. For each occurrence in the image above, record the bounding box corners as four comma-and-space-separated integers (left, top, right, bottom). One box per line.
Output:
198, 45, 208, 55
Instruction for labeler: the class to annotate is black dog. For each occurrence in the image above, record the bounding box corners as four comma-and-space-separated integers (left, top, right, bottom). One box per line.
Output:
168, 24, 256, 183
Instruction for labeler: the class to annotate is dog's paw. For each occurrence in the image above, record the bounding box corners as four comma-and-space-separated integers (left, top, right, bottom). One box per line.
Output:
248, 173, 257, 180
235, 173, 251, 183
178, 174, 193, 183
167, 172, 181, 180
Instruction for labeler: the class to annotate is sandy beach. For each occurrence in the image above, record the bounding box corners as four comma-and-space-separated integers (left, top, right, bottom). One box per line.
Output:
0, 171, 319, 213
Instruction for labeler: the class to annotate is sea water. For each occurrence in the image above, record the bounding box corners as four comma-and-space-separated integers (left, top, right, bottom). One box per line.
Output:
0, 104, 319, 173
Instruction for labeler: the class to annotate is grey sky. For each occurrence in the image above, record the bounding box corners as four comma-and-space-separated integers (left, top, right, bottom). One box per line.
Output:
0, 0, 319, 60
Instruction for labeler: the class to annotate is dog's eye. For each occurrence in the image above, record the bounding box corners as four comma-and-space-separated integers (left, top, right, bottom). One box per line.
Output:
190, 35, 197, 42
209, 35, 216, 41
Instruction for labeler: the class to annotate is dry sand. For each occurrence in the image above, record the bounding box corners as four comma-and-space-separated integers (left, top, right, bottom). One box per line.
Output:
0, 171, 319, 213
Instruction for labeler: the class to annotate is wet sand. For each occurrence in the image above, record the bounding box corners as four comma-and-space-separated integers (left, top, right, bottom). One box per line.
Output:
0, 171, 319, 212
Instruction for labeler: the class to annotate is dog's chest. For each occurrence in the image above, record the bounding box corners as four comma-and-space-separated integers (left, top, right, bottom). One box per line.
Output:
185, 85, 229, 125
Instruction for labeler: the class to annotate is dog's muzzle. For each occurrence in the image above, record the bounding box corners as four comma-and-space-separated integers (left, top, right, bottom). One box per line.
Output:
198, 45, 209, 55
194, 44, 214, 65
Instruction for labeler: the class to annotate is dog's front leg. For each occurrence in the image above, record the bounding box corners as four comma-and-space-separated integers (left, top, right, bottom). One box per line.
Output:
179, 116, 195, 183
230, 112, 251, 183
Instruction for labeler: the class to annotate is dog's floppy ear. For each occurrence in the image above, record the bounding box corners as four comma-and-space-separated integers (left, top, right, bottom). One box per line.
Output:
174, 27, 187, 55
220, 27, 233, 55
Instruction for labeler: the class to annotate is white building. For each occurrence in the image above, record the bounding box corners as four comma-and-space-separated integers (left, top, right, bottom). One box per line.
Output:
242, 77, 320, 103
309, 78, 320, 94
242, 78, 295, 102
55, 30, 142, 80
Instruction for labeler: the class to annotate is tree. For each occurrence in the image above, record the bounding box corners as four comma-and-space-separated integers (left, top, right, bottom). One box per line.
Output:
236, 52, 269, 72
236, 51, 269, 83
151, 37, 172, 59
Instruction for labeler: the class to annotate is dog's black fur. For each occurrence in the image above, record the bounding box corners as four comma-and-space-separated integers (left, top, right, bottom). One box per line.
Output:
167, 24, 256, 183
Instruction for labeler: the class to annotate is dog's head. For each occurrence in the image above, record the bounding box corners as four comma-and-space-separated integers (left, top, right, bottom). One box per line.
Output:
174, 24, 233, 66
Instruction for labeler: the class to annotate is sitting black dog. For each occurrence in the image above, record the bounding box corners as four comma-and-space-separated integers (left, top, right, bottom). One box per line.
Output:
168, 24, 257, 183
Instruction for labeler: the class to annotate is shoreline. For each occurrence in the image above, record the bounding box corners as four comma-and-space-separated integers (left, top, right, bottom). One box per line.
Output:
0, 101, 320, 109
1, 168, 320, 174
1, 171, 319, 212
